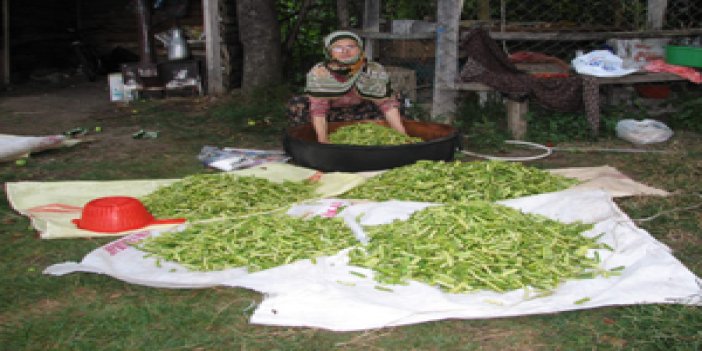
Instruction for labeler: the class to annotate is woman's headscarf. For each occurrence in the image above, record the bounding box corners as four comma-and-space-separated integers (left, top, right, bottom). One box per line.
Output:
323, 31, 366, 77
305, 30, 391, 99
323, 31, 363, 58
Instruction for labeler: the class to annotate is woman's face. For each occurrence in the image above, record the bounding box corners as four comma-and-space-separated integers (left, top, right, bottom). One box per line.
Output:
329, 38, 361, 62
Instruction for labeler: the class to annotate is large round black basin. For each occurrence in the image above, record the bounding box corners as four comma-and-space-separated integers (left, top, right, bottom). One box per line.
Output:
283, 119, 461, 172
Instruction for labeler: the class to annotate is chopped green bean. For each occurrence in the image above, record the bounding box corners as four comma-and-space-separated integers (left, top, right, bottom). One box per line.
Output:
374, 285, 394, 292
138, 213, 356, 272
141, 174, 318, 220
574, 297, 591, 305
329, 122, 423, 145
349, 201, 615, 294
136, 161, 618, 295
349, 271, 368, 278
342, 160, 579, 202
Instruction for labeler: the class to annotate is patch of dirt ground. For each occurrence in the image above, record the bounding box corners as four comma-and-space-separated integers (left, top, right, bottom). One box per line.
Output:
1, 76, 217, 174
1, 78, 114, 134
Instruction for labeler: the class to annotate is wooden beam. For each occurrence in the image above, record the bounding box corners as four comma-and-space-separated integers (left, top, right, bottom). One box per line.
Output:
3, 0, 9, 86
204, 0, 224, 95
454, 82, 492, 91
431, 0, 460, 123
592, 72, 685, 85
362, 0, 380, 60
457, 73, 685, 90
361, 28, 702, 42
483, 28, 702, 41
355, 31, 434, 40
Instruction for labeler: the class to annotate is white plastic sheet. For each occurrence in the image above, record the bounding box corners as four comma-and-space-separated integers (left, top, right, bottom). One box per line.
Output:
44, 189, 701, 331
0, 134, 71, 162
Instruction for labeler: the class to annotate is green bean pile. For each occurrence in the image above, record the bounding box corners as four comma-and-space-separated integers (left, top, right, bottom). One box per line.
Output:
138, 214, 357, 271
349, 201, 613, 293
141, 174, 318, 220
329, 122, 423, 145
342, 160, 579, 202
136, 162, 610, 294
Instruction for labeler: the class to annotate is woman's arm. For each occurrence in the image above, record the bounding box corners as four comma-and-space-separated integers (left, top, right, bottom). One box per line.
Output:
308, 96, 332, 143
382, 106, 407, 135
311, 115, 329, 143
373, 97, 407, 135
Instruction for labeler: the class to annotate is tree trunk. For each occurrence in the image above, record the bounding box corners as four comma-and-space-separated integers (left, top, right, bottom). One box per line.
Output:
337, 0, 350, 29
284, 0, 314, 53
236, 0, 282, 91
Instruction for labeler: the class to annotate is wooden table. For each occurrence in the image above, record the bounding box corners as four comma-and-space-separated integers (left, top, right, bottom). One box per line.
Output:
455, 71, 687, 139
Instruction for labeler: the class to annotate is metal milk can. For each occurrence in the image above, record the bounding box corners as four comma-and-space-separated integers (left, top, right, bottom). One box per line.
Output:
168, 28, 189, 60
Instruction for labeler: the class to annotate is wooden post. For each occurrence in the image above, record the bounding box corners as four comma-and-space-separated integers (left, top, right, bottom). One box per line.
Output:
363, 0, 380, 60
477, 0, 490, 106
506, 99, 528, 140
3, 0, 9, 86
337, 0, 350, 29
647, 0, 668, 30
135, 0, 156, 65
431, 0, 460, 123
204, 0, 224, 95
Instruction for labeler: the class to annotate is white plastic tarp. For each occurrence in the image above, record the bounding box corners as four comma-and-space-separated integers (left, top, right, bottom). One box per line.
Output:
44, 189, 701, 331
0, 134, 79, 162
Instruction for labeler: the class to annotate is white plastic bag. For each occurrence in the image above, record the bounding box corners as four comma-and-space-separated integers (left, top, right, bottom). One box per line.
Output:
571, 50, 638, 77
197, 146, 290, 171
615, 119, 673, 145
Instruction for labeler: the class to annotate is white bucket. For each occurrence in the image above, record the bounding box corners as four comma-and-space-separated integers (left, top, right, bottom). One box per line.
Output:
108, 73, 126, 102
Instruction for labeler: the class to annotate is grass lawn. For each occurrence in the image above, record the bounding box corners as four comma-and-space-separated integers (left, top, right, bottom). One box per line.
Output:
1, 85, 700, 350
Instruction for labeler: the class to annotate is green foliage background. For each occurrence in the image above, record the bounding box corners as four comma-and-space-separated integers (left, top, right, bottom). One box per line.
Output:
275, 0, 438, 85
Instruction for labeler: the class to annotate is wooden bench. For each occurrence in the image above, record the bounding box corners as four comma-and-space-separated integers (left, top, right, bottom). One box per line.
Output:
454, 71, 687, 139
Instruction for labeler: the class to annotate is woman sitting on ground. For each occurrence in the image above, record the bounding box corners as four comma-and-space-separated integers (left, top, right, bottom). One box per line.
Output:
287, 30, 408, 143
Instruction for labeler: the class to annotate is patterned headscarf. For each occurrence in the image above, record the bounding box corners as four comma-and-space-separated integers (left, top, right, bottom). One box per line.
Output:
305, 31, 390, 98
323, 31, 366, 76
323, 31, 364, 60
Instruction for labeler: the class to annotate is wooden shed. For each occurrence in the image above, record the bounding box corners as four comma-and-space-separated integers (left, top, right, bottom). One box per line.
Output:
1, 0, 238, 95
